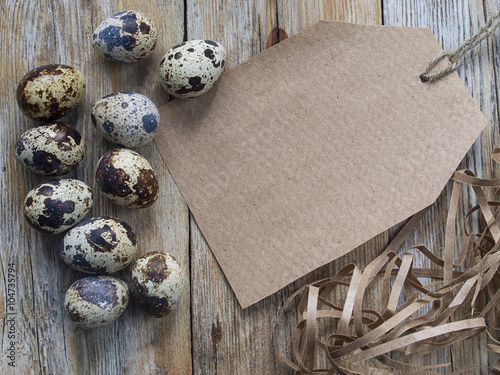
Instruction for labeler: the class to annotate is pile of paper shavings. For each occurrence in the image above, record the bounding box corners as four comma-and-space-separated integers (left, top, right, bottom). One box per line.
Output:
275, 150, 500, 374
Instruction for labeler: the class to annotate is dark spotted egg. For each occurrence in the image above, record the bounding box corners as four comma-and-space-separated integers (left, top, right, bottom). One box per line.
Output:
91, 92, 159, 148
65, 276, 129, 329
17, 65, 85, 122
130, 251, 185, 317
92, 10, 157, 63
159, 39, 227, 98
60, 217, 137, 274
95, 148, 159, 208
14, 122, 85, 175
23, 179, 93, 234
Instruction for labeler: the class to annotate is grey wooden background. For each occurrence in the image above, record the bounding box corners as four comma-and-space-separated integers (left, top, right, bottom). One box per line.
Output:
1, 0, 499, 374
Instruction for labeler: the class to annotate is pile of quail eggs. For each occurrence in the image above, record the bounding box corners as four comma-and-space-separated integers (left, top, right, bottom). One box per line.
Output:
14, 10, 227, 329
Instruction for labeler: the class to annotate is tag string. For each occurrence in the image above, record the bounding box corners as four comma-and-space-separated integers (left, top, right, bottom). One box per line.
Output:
420, 9, 500, 83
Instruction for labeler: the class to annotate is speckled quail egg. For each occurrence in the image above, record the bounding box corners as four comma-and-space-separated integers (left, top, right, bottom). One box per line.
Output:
159, 39, 227, 98
92, 10, 158, 63
91, 92, 159, 148
23, 179, 93, 234
16, 64, 85, 122
95, 148, 158, 208
130, 251, 185, 317
65, 275, 129, 329
14, 122, 85, 175
60, 217, 137, 274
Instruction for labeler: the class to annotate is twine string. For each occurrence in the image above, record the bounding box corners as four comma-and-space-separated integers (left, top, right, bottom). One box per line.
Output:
420, 9, 500, 83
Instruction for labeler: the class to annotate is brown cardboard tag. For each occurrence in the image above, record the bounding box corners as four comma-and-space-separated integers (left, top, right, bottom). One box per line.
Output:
155, 21, 487, 308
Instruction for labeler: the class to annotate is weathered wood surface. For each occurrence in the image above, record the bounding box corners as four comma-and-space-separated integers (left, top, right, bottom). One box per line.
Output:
1, 1, 190, 375
1, 0, 499, 374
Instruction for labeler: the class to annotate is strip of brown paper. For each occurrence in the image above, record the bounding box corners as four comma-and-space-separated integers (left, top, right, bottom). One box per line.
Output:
275, 150, 500, 374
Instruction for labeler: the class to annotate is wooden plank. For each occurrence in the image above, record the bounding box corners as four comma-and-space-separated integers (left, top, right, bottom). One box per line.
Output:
384, 1, 500, 373
185, 3, 281, 374
274, 1, 386, 372
0, 1, 190, 374
187, 1, 382, 374
278, 0, 382, 34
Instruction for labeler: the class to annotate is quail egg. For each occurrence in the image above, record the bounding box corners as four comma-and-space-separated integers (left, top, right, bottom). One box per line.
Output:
159, 39, 227, 98
14, 122, 85, 175
65, 275, 129, 329
16, 64, 85, 122
130, 251, 185, 317
95, 148, 158, 208
23, 179, 93, 234
60, 217, 137, 274
92, 10, 158, 63
91, 92, 159, 148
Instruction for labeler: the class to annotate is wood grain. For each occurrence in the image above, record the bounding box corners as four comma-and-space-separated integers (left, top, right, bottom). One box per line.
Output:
1, 0, 499, 374
1, 1, 190, 374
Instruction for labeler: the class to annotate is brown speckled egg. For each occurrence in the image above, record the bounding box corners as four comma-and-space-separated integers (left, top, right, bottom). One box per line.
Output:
95, 148, 158, 208
159, 40, 227, 98
65, 276, 129, 329
60, 217, 137, 274
91, 92, 159, 148
14, 122, 85, 175
16, 64, 85, 122
130, 251, 185, 317
92, 10, 158, 63
23, 179, 93, 234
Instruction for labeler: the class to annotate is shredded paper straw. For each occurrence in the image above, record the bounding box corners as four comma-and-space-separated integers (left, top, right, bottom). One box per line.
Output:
275, 149, 500, 374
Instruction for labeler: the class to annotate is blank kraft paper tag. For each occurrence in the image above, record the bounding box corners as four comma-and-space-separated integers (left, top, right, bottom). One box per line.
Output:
155, 21, 487, 308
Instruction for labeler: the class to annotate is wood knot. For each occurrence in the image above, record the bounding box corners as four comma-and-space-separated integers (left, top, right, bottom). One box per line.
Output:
266, 28, 288, 49
211, 318, 223, 346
